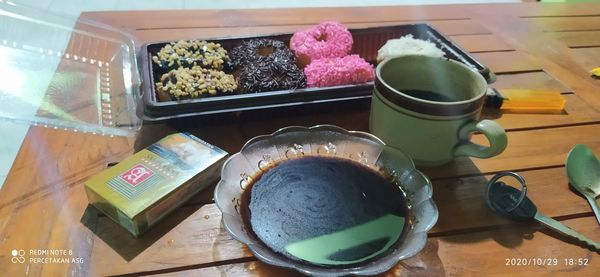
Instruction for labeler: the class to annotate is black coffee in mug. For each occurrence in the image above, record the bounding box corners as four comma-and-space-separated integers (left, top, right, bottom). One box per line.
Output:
240, 156, 409, 266
371, 55, 507, 167
401, 89, 459, 102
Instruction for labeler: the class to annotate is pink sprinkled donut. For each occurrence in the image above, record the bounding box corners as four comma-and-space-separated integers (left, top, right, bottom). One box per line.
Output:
304, 55, 374, 88
290, 21, 353, 65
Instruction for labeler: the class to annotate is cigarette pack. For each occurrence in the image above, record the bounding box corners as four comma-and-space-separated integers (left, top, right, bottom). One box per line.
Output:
84, 133, 228, 236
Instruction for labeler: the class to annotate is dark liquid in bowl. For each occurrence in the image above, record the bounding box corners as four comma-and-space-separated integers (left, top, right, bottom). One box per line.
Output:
240, 156, 409, 266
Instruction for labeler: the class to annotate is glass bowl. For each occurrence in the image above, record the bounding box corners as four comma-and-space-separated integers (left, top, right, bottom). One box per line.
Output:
214, 125, 438, 276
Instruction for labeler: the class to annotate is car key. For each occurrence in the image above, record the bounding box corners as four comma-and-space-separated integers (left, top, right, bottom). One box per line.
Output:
486, 171, 600, 252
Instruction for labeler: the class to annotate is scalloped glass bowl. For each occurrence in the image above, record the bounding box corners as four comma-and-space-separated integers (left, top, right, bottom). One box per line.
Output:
214, 125, 438, 276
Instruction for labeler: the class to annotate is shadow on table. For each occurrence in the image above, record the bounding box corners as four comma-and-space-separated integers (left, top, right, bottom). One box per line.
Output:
80, 202, 204, 261
423, 158, 538, 249
134, 99, 371, 154
435, 222, 538, 250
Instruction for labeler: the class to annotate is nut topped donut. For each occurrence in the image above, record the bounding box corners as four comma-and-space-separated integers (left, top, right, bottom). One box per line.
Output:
155, 66, 237, 100
290, 21, 353, 66
152, 40, 229, 70
230, 38, 306, 92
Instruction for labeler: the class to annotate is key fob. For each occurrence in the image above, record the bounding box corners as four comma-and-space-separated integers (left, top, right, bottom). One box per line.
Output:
487, 181, 537, 221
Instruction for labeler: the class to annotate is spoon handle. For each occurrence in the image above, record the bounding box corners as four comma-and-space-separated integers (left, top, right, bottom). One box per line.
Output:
534, 212, 600, 252
585, 195, 600, 225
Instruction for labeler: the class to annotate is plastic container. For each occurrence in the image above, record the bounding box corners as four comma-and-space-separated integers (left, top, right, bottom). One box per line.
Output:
0, 1, 493, 129
139, 23, 494, 121
0, 1, 141, 136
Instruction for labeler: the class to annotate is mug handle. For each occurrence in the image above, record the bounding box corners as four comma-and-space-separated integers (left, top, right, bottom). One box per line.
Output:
454, 120, 508, 158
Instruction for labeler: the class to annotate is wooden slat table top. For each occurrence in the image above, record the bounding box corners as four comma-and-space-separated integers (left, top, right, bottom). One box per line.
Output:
2, 2, 600, 276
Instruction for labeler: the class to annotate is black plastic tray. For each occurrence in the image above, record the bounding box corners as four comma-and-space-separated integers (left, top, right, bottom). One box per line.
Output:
138, 23, 494, 121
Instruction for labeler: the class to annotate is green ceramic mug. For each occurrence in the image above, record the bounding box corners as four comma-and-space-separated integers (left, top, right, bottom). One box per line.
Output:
370, 55, 507, 167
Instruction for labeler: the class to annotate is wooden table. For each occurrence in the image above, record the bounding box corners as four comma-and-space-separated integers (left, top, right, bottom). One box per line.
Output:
2, 2, 600, 276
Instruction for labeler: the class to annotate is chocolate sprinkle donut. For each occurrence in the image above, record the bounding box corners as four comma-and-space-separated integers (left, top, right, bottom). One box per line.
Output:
229, 39, 306, 92
237, 60, 306, 92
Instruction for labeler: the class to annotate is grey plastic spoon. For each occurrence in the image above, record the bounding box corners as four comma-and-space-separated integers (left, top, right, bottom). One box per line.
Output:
566, 144, 600, 225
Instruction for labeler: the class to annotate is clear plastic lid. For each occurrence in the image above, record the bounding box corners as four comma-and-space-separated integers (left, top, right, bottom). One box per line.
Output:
0, 1, 141, 136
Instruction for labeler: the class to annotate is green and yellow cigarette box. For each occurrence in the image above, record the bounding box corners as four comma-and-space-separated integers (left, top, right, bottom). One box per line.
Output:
84, 133, 228, 236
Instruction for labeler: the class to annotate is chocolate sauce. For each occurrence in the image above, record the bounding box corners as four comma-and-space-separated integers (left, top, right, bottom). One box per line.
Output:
240, 156, 409, 266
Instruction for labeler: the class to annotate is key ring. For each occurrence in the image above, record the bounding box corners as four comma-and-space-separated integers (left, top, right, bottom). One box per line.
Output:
486, 171, 528, 213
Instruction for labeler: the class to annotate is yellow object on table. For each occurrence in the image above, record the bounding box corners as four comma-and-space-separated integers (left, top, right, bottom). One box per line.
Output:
486, 88, 566, 113
591, 67, 600, 78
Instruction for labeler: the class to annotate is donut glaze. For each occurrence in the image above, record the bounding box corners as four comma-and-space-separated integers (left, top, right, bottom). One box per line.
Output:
290, 21, 353, 65
237, 62, 306, 93
304, 55, 374, 88
229, 39, 296, 69
230, 39, 306, 92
